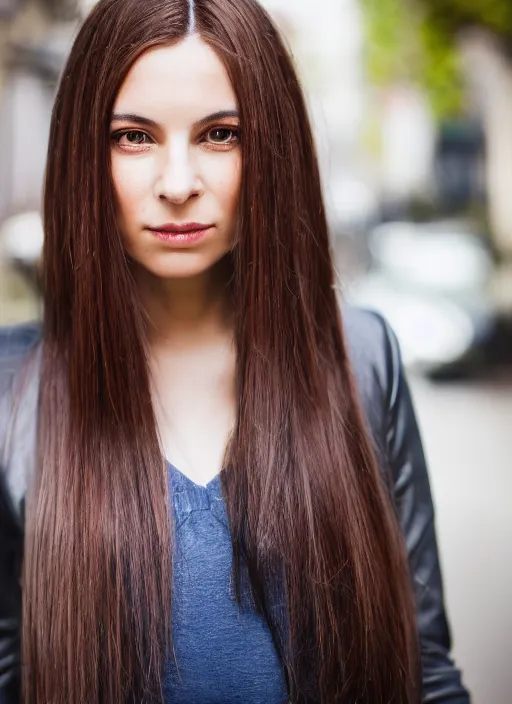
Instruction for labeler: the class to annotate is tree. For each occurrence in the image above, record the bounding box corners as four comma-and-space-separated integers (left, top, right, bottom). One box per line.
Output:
419, 0, 512, 47
418, 0, 512, 257
360, 0, 512, 256
360, 0, 465, 120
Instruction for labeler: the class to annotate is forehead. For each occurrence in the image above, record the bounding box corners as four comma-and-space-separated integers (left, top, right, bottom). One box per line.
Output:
113, 36, 237, 120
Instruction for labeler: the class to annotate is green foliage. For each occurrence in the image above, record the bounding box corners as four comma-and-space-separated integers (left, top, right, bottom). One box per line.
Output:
418, 20, 465, 119
421, 0, 512, 39
361, 0, 421, 85
359, 0, 512, 120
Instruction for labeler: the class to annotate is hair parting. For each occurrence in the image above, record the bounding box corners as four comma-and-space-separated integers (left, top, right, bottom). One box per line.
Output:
187, 0, 196, 34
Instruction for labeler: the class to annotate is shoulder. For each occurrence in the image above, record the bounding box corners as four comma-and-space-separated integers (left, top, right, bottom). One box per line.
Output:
0, 323, 43, 442
341, 304, 399, 402
340, 305, 402, 461
0, 320, 43, 418
0, 322, 42, 523
0, 321, 42, 390
0, 321, 42, 360
0, 321, 42, 445
0, 322, 43, 405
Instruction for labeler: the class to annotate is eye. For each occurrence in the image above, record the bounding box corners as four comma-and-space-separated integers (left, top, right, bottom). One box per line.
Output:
111, 130, 154, 149
204, 127, 240, 146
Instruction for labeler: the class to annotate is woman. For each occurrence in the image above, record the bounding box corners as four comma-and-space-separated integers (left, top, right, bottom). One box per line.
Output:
0, 0, 470, 702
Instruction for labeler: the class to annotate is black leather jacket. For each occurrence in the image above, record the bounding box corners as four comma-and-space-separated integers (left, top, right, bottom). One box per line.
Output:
0, 308, 470, 703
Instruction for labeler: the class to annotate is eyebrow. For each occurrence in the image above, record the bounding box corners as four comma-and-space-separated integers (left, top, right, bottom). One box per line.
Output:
111, 110, 240, 129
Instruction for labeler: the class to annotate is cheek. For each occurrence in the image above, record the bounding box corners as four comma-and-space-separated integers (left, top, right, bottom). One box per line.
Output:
207, 153, 241, 213
111, 155, 153, 223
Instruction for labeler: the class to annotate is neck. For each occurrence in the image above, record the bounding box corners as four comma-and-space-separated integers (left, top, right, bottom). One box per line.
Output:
135, 257, 233, 348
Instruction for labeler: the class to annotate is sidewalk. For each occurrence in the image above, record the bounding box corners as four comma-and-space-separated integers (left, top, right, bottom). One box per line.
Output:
410, 373, 512, 704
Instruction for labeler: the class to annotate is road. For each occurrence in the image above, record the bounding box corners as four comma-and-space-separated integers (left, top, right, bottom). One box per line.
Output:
409, 373, 512, 704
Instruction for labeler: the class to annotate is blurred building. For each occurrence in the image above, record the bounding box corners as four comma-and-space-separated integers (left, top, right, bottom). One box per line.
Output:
0, 0, 76, 223
0, 0, 77, 322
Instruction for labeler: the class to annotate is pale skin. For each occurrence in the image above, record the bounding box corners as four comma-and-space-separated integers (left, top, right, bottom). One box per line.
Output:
110, 36, 241, 486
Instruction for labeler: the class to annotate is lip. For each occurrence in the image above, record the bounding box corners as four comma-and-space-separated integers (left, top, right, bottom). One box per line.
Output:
148, 222, 212, 233
147, 223, 214, 246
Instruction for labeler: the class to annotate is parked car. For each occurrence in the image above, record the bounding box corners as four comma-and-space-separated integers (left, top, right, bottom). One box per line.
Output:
348, 219, 498, 378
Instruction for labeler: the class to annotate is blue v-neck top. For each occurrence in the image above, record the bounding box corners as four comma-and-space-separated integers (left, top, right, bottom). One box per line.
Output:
162, 463, 289, 704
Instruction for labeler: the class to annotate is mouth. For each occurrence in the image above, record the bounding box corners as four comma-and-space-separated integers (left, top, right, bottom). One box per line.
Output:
148, 222, 213, 234
146, 223, 214, 246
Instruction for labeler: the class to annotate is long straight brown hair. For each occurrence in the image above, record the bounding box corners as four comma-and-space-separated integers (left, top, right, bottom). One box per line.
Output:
22, 0, 421, 701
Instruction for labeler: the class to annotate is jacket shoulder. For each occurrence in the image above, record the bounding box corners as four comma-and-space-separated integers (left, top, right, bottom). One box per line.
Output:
0, 321, 42, 390
0, 322, 42, 522
0, 324, 40, 701
340, 305, 401, 462
341, 305, 397, 402
0, 321, 42, 360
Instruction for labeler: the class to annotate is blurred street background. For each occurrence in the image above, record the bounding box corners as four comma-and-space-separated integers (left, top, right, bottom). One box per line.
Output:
0, 0, 510, 701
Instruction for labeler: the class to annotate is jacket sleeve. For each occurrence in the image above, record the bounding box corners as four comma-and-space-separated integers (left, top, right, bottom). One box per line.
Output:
0, 474, 22, 703
0, 324, 42, 704
379, 316, 471, 703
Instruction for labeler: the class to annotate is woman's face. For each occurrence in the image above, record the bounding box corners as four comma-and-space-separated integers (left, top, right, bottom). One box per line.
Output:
110, 36, 241, 280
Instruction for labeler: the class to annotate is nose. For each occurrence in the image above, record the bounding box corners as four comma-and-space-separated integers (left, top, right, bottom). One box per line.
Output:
154, 136, 201, 205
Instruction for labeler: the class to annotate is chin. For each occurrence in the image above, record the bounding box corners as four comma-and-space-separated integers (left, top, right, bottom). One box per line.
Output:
139, 251, 231, 281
